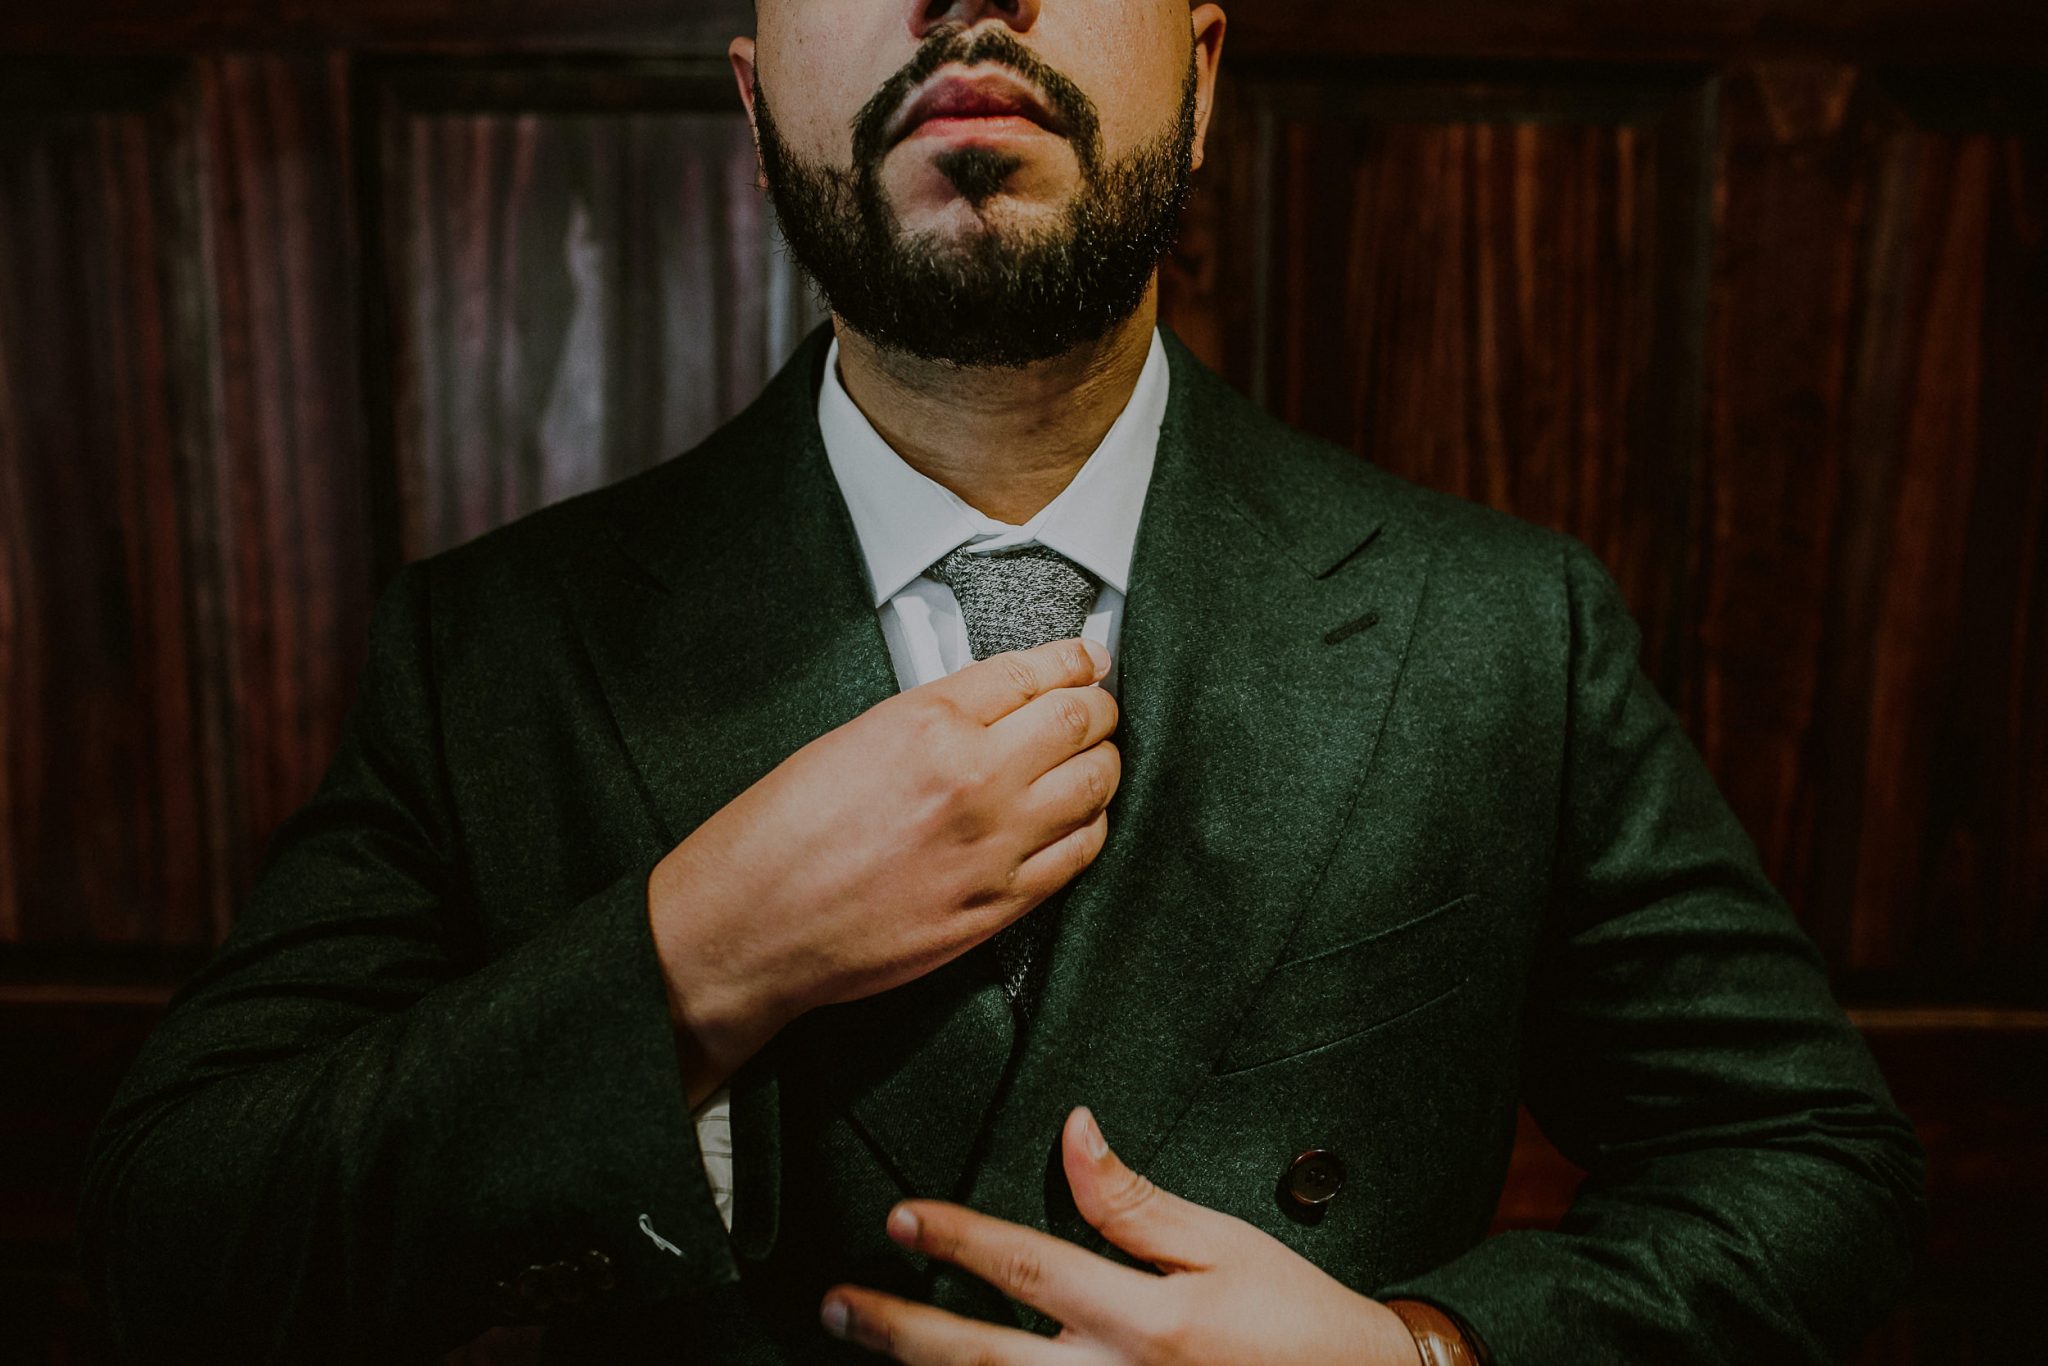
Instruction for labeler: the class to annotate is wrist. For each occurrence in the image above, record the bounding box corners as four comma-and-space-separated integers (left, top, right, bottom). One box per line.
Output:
646, 857, 792, 1103
1353, 1296, 1427, 1365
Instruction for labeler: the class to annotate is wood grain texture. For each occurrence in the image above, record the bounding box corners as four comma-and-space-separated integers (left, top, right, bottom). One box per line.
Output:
1702, 62, 2048, 1005
193, 53, 375, 923
372, 63, 827, 558
0, 53, 371, 953
0, 64, 212, 949
3, 0, 2046, 62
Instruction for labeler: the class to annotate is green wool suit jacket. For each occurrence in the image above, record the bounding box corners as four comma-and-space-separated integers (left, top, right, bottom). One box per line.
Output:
78, 322, 1925, 1365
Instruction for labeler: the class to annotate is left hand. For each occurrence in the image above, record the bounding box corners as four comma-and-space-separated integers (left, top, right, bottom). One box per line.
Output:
819, 1105, 1422, 1364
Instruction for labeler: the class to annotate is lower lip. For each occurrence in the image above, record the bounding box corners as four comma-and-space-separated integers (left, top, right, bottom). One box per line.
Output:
903, 114, 1055, 142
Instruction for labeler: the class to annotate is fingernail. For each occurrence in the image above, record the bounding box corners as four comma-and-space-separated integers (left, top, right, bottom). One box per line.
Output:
1084, 1108, 1107, 1159
887, 1203, 920, 1245
1083, 638, 1110, 678
822, 1297, 851, 1338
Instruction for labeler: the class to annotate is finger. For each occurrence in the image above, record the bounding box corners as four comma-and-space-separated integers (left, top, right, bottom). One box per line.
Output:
1063, 1106, 1231, 1272
883, 1198, 1167, 1343
988, 679, 1120, 785
1013, 739, 1121, 851
1008, 808, 1109, 905
939, 638, 1110, 727
822, 1284, 1073, 1365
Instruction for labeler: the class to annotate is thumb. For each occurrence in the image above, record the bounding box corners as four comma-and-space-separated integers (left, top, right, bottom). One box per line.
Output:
1062, 1106, 1225, 1272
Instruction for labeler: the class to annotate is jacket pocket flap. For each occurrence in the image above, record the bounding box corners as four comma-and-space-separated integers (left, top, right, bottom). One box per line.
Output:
1212, 891, 1488, 1076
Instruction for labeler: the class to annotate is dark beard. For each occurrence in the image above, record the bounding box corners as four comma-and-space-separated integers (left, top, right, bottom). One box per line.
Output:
751, 29, 1199, 369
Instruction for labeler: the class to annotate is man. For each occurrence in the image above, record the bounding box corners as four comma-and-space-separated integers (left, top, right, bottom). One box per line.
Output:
77, 1, 1925, 1363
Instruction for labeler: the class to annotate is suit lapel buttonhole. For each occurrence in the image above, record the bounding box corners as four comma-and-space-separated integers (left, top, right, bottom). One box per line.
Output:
1324, 611, 1381, 647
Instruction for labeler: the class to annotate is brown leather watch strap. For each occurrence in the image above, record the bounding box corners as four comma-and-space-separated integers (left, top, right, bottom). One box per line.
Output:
1385, 1298, 1483, 1366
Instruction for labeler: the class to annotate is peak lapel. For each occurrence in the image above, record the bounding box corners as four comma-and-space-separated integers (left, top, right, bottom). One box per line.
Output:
939, 329, 1436, 1292
567, 323, 1017, 1261
574, 324, 896, 854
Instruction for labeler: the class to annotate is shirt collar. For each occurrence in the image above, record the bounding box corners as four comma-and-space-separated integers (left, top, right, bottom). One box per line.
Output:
817, 327, 1169, 608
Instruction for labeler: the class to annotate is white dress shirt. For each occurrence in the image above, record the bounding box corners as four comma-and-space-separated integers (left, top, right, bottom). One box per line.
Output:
688, 326, 1171, 1232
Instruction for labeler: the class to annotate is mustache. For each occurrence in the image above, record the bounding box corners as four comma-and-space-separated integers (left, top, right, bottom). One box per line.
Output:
848, 24, 1102, 172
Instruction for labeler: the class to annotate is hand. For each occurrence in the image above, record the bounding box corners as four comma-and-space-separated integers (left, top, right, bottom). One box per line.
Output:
648, 638, 1121, 1099
818, 1106, 1423, 1365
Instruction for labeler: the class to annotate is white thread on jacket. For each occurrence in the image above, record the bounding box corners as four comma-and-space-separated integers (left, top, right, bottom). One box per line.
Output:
638, 1213, 683, 1256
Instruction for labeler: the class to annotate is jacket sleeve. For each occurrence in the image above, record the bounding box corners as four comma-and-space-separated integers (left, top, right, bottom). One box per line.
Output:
1377, 537, 1927, 1364
74, 558, 740, 1364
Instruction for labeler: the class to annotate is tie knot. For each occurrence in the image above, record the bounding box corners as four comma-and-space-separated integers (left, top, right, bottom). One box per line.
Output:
926, 543, 1102, 663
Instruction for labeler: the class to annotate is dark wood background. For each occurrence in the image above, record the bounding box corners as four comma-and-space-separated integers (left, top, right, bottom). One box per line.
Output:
3, 3, 2043, 1361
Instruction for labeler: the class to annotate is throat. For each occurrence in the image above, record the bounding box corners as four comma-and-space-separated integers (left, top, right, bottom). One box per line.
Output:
830, 295, 1159, 525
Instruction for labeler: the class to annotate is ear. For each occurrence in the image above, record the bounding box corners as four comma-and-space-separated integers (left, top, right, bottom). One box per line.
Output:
728, 36, 768, 191
1187, 4, 1227, 173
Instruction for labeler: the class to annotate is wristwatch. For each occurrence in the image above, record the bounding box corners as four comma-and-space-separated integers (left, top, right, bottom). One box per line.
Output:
1385, 1298, 1491, 1366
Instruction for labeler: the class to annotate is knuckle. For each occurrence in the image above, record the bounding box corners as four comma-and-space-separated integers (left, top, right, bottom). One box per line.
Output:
1054, 693, 1091, 743
1133, 1295, 1196, 1366
943, 752, 993, 801
1065, 638, 1095, 678
1103, 1167, 1159, 1222
1069, 824, 1099, 878
998, 652, 1040, 698
916, 691, 968, 734
963, 869, 1017, 915
907, 706, 970, 774
995, 1244, 1046, 1300
925, 733, 989, 799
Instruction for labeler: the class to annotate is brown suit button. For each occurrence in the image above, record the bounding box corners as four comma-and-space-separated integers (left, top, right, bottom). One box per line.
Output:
1284, 1149, 1346, 1209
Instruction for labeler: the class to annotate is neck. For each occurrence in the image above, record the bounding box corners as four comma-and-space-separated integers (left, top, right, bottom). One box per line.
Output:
829, 282, 1160, 526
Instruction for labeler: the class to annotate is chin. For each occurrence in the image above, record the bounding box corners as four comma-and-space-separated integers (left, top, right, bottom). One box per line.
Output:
895, 194, 1065, 242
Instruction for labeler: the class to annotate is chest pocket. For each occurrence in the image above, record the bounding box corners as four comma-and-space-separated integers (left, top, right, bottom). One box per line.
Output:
1211, 891, 1490, 1077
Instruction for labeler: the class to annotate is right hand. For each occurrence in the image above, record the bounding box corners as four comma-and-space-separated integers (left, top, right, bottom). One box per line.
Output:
648, 636, 1121, 1091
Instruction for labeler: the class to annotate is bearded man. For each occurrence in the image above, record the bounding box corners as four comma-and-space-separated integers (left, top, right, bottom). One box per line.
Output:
78, 3, 1924, 1364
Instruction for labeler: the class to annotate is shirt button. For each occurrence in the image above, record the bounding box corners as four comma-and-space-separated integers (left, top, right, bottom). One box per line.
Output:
1283, 1148, 1347, 1210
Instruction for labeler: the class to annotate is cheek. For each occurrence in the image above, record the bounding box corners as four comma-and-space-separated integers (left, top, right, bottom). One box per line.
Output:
757, 13, 909, 162
1051, 13, 1190, 155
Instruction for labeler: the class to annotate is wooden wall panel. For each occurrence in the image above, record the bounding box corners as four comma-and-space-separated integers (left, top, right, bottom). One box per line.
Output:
5, 0, 2047, 63
1703, 62, 2048, 1006
0, 67, 214, 1364
373, 62, 827, 559
195, 53, 375, 918
0, 54, 372, 959
0, 66, 213, 950
0, 53, 373, 1364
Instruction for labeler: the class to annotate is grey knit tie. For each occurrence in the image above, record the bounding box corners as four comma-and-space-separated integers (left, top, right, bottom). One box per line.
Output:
926, 543, 1104, 1022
